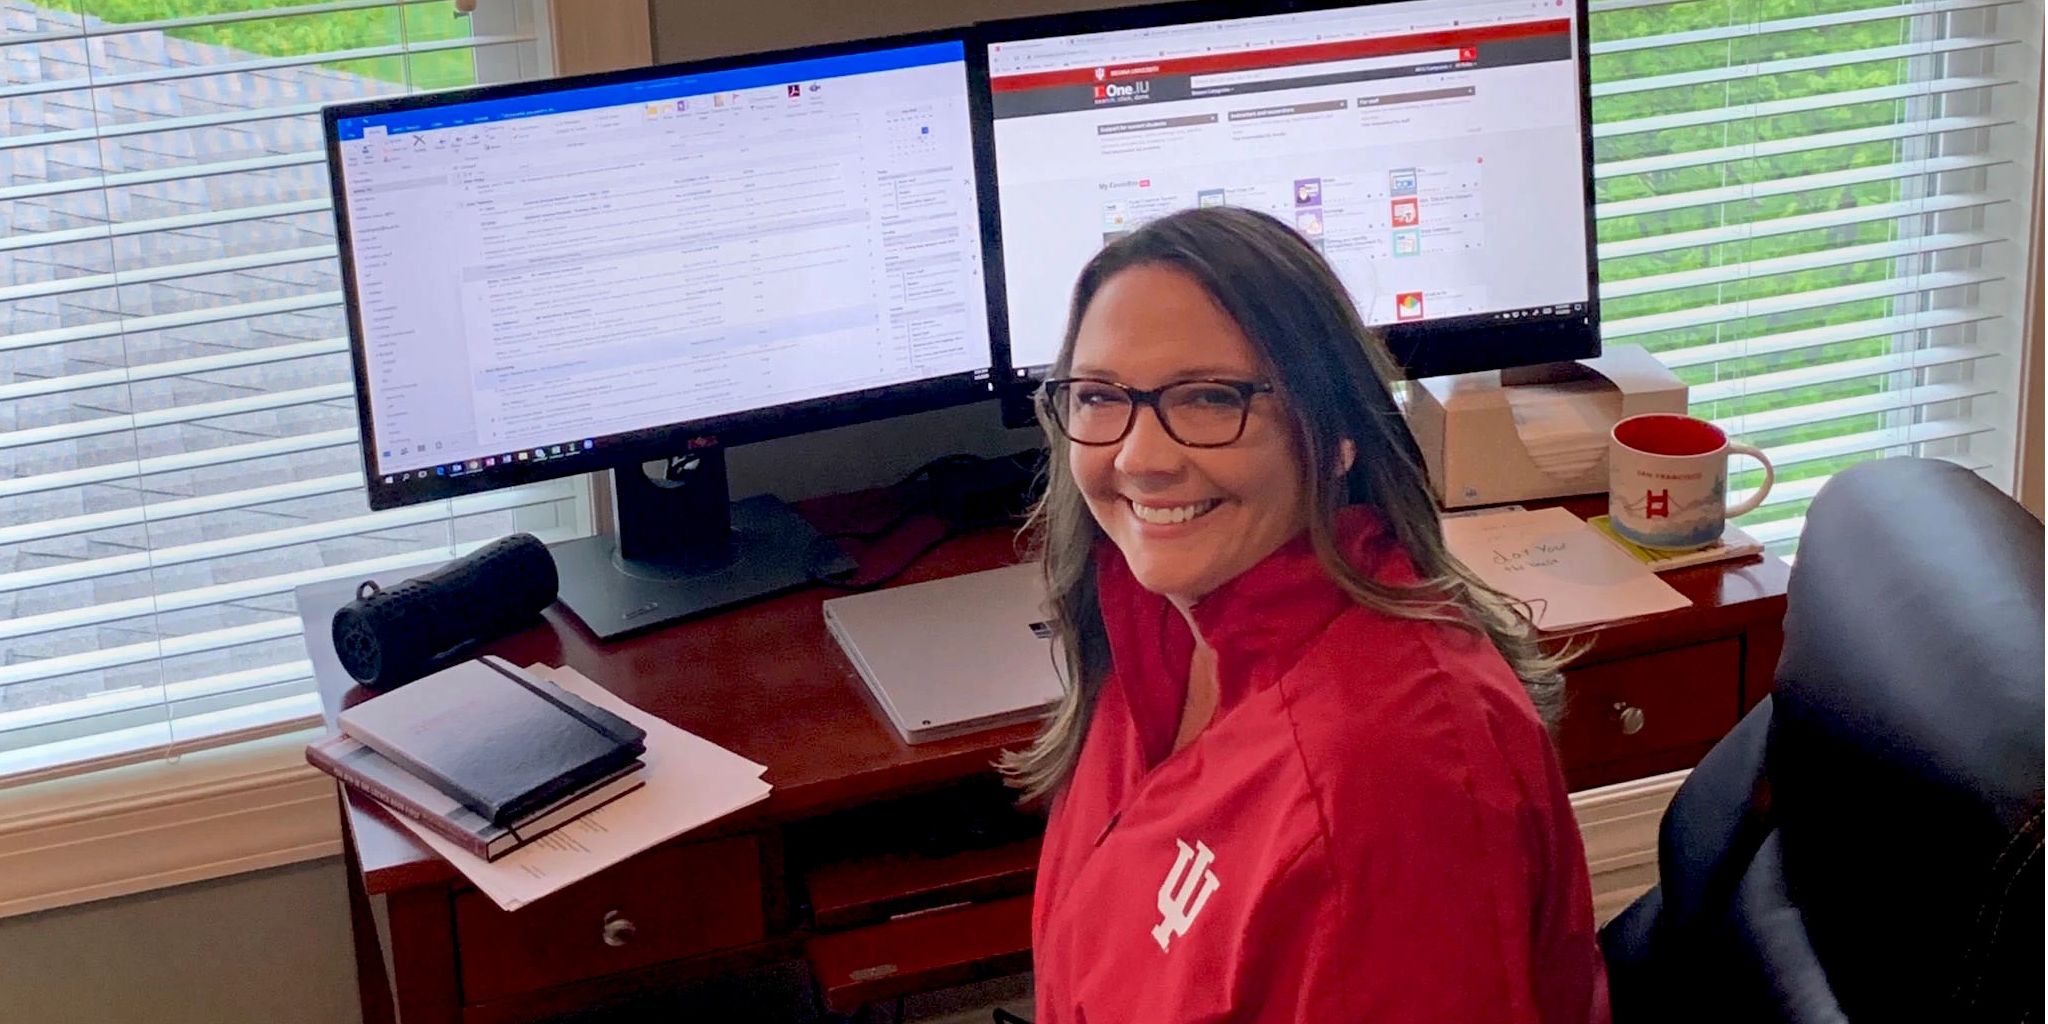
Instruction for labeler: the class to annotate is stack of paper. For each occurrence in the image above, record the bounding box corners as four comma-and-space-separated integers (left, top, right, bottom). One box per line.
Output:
1504, 379, 1624, 482
1442, 507, 1691, 632
383, 664, 771, 911
1587, 515, 1765, 573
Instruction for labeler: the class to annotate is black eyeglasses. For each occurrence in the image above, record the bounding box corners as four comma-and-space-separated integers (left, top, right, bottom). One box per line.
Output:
1040, 377, 1276, 448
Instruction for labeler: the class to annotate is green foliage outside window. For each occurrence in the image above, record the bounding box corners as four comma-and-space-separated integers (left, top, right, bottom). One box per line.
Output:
71, 0, 480, 89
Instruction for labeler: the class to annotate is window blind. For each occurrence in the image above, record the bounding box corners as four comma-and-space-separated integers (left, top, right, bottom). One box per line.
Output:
6, 0, 2038, 784
1588, 0, 2040, 554
0, 0, 586, 786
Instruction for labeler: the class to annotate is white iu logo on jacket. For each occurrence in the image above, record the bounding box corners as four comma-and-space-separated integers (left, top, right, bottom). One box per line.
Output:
1153, 838, 1221, 952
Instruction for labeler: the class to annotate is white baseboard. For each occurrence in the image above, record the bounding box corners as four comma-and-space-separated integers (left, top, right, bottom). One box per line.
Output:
1570, 770, 1686, 926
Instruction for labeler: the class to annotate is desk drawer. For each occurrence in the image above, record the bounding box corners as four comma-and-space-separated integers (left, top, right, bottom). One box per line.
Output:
807, 895, 1034, 1014
1559, 638, 1743, 789
454, 836, 766, 1004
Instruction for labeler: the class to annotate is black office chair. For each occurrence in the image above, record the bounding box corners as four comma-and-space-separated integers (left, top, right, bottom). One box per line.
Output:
1599, 457, 2044, 1023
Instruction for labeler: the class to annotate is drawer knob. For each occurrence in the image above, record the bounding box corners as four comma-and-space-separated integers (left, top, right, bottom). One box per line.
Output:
601, 909, 637, 948
1612, 701, 1646, 736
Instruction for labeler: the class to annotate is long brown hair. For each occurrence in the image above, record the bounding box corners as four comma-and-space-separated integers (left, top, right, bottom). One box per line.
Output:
1001, 206, 1567, 801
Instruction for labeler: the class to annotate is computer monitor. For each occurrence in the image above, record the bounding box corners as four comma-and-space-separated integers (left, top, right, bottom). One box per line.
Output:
976, 0, 1600, 383
324, 34, 995, 637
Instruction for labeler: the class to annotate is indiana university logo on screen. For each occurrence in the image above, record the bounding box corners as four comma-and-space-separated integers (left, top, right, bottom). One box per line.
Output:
1153, 838, 1221, 952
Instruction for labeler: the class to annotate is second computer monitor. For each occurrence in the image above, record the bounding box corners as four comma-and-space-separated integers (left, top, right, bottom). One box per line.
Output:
981, 0, 1600, 380
328, 37, 995, 511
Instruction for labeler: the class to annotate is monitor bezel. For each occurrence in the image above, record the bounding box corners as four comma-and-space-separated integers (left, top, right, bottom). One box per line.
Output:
323, 30, 1001, 512
968, 0, 1602, 387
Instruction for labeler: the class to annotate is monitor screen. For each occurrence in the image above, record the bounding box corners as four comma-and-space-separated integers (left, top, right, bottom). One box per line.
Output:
981, 0, 1597, 379
329, 39, 993, 505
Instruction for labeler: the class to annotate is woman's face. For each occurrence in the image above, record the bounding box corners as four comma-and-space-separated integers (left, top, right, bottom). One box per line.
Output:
1067, 264, 1309, 607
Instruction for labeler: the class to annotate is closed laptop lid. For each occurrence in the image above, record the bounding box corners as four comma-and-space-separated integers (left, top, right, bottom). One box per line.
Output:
823, 563, 1063, 742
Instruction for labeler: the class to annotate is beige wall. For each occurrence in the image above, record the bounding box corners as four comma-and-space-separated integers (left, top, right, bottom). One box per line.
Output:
2020, 150, 2043, 520
552, 0, 653, 74
0, 859, 360, 1024
650, 0, 1149, 62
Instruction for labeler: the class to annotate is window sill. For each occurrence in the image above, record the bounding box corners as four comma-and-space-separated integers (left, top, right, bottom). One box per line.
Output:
0, 728, 341, 920
0, 726, 1681, 924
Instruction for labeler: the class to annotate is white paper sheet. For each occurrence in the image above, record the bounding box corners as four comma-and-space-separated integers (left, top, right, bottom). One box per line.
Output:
375, 664, 771, 911
1505, 380, 1624, 481
1442, 506, 1691, 631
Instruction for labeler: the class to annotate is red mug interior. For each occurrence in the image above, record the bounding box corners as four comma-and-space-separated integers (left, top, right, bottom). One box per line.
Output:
1614, 413, 1726, 458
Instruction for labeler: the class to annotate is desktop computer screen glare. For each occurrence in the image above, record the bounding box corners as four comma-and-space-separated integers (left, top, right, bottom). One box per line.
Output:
330, 40, 993, 492
984, 0, 1596, 376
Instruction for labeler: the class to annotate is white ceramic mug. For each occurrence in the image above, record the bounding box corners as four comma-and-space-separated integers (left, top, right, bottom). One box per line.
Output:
1608, 413, 1774, 551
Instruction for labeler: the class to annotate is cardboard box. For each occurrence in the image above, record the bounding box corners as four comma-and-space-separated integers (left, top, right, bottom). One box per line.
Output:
1404, 344, 1688, 509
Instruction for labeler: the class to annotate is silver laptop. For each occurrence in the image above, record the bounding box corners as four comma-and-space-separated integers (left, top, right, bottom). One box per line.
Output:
822, 563, 1065, 745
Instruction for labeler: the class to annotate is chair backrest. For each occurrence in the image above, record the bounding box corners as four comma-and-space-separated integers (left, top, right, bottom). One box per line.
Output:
1769, 457, 2044, 1022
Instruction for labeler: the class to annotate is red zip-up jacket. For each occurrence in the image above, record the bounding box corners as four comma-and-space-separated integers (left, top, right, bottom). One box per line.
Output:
1031, 507, 1611, 1023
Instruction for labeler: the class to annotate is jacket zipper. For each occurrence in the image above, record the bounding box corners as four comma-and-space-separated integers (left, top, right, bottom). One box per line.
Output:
1093, 810, 1121, 847
1086, 711, 1213, 853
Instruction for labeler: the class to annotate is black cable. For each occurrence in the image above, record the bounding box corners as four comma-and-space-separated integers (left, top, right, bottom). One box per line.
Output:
807, 524, 965, 592
891, 452, 983, 492
823, 501, 927, 543
806, 450, 1043, 590
821, 453, 983, 542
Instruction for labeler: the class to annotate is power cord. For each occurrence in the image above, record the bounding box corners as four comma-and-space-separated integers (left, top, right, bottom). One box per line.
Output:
822, 453, 985, 542
807, 524, 966, 592
806, 450, 1045, 592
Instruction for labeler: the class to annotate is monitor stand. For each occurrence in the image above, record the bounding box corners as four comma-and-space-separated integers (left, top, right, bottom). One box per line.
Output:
551, 446, 856, 641
1497, 359, 1602, 387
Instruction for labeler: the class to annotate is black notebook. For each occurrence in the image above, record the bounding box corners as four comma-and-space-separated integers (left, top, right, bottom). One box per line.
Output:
339, 656, 647, 826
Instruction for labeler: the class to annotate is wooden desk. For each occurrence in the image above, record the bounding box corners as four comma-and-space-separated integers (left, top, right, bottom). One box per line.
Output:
326, 494, 1788, 1023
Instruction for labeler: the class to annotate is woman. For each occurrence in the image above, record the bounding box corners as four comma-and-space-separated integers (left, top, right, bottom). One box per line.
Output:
1006, 207, 1610, 1023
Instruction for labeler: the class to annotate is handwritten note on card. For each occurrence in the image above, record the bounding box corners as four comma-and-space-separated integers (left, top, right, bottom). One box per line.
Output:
1441, 507, 1690, 631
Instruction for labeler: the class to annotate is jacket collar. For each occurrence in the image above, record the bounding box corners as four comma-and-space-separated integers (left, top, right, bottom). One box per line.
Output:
1095, 505, 1397, 769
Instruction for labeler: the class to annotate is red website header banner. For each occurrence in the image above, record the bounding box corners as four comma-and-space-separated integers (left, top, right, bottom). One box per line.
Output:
989, 18, 1570, 93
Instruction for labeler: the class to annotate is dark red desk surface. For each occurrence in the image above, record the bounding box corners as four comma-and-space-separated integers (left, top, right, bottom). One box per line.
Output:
322, 492, 1788, 894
